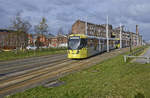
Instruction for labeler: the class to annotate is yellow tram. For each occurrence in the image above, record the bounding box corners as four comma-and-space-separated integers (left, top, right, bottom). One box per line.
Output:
67, 34, 117, 59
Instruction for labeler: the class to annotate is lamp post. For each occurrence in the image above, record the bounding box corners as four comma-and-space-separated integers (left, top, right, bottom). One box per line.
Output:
106, 16, 109, 52
129, 32, 132, 52
85, 16, 88, 35
120, 23, 122, 49
34, 39, 36, 56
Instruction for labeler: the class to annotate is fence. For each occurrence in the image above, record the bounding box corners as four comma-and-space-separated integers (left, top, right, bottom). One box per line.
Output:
123, 46, 150, 63
124, 55, 150, 63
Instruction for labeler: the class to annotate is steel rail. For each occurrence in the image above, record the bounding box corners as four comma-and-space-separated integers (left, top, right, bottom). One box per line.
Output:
0, 54, 66, 74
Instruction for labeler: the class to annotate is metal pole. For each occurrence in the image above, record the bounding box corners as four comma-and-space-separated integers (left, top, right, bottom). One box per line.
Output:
85, 16, 88, 35
129, 32, 132, 52
147, 57, 149, 63
34, 40, 36, 56
120, 23, 122, 49
136, 25, 139, 46
106, 16, 109, 52
124, 55, 127, 62
99, 38, 101, 52
137, 34, 139, 46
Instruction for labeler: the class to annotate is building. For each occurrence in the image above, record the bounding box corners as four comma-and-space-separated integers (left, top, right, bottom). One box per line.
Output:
57, 34, 68, 47
113, 26, 130, 47
0, 29, 28, 50
72, 20, 114, 38
28, 33, 67, 48
49, 34, 68, 47
71, 20, 143, 47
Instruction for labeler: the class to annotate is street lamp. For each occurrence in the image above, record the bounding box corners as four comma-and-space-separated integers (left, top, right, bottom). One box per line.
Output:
34, 39, 36, 56
129, 32, 132, 52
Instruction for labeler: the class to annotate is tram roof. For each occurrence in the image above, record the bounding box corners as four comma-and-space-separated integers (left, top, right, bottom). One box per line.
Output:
69, 34, 117, 40
69, 34, 87, 38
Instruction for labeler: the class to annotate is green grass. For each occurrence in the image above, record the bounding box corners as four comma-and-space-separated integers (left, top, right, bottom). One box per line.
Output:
7, 47, 150, 98
0, 48, 66, 61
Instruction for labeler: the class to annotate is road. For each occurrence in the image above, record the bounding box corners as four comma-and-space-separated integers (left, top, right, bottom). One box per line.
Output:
0, 48, 129, 98
135, 47, 150, 64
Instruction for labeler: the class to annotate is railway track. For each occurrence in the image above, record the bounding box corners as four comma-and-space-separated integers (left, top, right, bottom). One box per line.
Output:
0, 58, 79, 97
0, 54, 66, 75
0, 54, 66, 70
0, 54, 69, 97
0, 48, 129, 98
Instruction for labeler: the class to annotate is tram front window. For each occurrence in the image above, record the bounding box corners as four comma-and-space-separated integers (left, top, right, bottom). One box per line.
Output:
68, 37, 87, 50
68, 38, 80, 50
115, 40, 120, 44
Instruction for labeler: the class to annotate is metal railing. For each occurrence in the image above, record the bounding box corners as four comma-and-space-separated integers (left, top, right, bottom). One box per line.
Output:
124, 46, 150, 63
124, 55, 150, 63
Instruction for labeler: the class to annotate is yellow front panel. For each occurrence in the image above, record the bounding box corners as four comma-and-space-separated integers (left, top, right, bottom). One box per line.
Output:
69, 34, 87, 39
68, 48, 87, 59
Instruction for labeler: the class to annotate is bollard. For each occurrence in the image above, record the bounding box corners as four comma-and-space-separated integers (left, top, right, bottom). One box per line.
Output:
147, 57, 149, 64
124, 56, 127, 62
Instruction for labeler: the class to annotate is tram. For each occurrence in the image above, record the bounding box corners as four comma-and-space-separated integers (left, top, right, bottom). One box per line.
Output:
115, 38, 120, 49
115, 38, 129, 49
67, 34, 117, 59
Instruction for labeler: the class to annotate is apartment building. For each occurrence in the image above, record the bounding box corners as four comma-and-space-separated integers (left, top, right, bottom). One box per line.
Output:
72, 20, 114, 38
71, 20, 143, 46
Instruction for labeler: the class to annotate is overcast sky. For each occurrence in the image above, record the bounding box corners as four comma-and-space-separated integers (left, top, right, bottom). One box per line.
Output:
0, 0, 150, 40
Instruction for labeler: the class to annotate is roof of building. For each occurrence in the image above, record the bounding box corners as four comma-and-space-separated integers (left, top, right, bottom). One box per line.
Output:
0, 29, 16, 32
57, 34, 67, 37
45, 33, 55, 39
74, 20, 112, 29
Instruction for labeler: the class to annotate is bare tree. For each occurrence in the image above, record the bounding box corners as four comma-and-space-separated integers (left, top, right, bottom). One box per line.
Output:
34, 17, 48, 48
57, 27, 65, 47
34, 17, 48, 35
57, 27, 64, 36
10, 12, 31, 51
68, 28, 72, 35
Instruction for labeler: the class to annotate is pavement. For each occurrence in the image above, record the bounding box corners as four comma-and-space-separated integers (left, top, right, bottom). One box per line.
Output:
135, 47, 150, 64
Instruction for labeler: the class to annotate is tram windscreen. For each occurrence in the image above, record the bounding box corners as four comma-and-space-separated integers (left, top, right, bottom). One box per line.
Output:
68, 37, 80, 50
115, 40, 120, 44
68, 36, 87, 50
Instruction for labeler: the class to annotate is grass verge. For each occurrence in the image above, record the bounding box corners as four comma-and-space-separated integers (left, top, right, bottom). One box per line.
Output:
7, 47, 150, 98
0, 48, 66, 61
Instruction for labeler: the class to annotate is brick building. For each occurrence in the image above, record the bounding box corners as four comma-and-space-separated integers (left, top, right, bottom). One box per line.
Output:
71, 20, 143, 47
28, 33, 68, 48
72, 20, 113, 38
49, 34, 67, 47
0, 29, 28, 50
28, 34, 53, 47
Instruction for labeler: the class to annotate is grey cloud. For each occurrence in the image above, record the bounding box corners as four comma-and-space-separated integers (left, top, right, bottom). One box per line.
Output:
0, 0, 150, 40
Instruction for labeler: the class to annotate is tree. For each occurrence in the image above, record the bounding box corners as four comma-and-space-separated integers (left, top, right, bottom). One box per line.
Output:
57, 27, 64, 47
34, 17, 48, 48
34, 17, 48, 35
57, 27, 64, 36
11, 12, 31, 33
68, 28, 72, 35
10, 12, 31, 51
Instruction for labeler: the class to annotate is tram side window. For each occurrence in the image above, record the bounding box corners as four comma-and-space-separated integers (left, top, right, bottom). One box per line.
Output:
87, 39, 90, 47
90, 39, 93, 47
78, 39, 87, 49
100, 40, 104, 44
